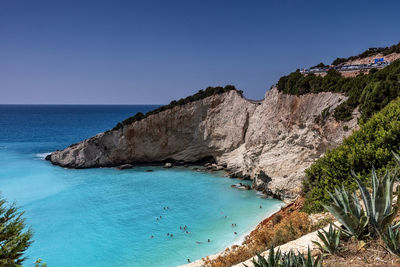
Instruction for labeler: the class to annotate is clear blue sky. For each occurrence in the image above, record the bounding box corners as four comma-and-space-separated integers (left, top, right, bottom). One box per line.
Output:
1, 0, 399, 104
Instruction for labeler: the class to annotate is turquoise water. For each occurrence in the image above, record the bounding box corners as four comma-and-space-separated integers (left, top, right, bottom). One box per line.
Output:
0, 105, 282, 266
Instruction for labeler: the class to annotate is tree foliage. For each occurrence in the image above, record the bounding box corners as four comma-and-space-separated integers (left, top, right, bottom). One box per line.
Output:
0, 196, 33, 266
303, 97, 400, 212
277, 59, 400, 122
311, 62, 328, 69
112, 85, 242, 130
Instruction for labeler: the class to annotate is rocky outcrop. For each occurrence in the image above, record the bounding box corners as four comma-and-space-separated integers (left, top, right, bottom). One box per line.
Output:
47, 88, 358, 200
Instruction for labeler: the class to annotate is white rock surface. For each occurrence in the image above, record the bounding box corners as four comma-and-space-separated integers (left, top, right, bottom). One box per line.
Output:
48, 88, 358, 200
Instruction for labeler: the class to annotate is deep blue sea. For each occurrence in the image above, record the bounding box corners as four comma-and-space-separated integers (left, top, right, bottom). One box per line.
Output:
0, 105, 282, 267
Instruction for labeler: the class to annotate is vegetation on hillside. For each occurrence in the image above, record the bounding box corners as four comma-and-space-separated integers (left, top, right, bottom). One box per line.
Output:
231, 44, 400, 266
112, 85, 242, 130
302, 97, 400, 212
252, 158, 400, 266
310, 62, 328, 69
331, 42, 400, 65
277, 59, 400, 122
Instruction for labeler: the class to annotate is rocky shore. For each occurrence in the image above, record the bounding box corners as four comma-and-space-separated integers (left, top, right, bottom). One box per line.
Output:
47, 87, 358, 201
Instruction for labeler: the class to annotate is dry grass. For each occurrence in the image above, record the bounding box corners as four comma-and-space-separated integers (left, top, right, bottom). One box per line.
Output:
323, 238, 400, 267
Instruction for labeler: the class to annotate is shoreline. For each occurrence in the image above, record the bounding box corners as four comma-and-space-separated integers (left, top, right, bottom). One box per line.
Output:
233, 202, 284, 246
179, 200, 287, 267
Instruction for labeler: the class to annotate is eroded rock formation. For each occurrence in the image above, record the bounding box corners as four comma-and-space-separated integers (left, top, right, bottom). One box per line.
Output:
47, 88, 358, 200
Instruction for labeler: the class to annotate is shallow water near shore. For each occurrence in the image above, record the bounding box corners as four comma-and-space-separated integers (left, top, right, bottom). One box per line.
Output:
0, 105, 283, 267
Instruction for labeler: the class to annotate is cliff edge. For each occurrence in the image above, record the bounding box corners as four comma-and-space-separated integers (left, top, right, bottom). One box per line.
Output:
48, 88, 358, 200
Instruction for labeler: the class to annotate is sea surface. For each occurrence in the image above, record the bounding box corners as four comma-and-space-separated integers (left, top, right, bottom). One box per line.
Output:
0, 105, 283, 267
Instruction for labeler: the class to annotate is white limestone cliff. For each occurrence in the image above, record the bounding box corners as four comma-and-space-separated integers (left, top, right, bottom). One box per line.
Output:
48, 88, 358, 200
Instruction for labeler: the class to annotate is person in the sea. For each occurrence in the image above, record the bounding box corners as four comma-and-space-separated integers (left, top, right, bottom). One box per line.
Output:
187, 259, 191, 263
260, 205, 262, 208
208, 239, 210, 242
234, 232, 237, 235
150, 235, 154, 238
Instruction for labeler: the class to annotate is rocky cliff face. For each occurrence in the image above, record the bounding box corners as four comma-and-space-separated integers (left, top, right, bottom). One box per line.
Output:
48, 88, 358, 201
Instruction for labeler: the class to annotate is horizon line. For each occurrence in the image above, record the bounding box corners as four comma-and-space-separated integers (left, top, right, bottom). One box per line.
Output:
0, 103, 164, 106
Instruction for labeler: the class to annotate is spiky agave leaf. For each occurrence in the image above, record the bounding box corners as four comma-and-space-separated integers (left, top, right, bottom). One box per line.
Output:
392, 151, 400, 171
312, 223, 341, 255
323, 188, 369, 239
267, 246, 281, 267
297, 247, 322, 267
354, 168, 400, 236
281, 249, 301, 267
382, 222, 400, 256
247, 246, 281, 267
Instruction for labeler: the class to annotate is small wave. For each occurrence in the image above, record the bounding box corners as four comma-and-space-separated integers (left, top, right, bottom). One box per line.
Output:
256, 191, 268, 198
36, 152, 51, 160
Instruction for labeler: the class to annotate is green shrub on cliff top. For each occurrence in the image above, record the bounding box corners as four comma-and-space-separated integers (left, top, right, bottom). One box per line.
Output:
302, 97, 400, 213
112, 85, 242, 130
277, 59, 400, 123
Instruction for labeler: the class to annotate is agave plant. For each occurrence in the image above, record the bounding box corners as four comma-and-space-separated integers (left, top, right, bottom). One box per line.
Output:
244, 246, 322, 267
280, 250, 301, 267
323, 185, 368, 239
354, 165, 400, 237
297, 247, 323, 267
382, 221, 400, 256
312, 223, 341, 255
281, 248, 322, 267
244, 246, 281, 267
